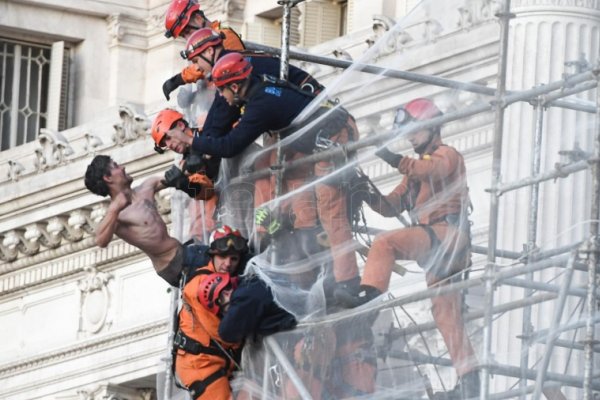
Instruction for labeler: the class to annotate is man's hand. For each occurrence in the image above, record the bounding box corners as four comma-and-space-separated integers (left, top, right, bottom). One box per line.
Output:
112, 191, 132, 212
162, 73, 186, 101
375, 146, 403, 168
255, 207, 281, 235
181, 64, 205, 83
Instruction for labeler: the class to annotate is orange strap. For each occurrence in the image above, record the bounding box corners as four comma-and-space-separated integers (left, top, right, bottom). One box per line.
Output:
211, 21, 245, 51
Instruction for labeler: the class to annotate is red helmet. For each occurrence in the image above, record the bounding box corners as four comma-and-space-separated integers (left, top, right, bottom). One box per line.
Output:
208, 225, 248, 255
197, 272, 237, 315
164, 0, 201, 39
151, 109, 185, 153
210, 52, 253, 88
394, 98, 442, 128
181, 28, 224, 60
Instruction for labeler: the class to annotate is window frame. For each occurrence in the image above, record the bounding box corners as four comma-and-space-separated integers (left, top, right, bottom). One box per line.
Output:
0, 33, 72, 151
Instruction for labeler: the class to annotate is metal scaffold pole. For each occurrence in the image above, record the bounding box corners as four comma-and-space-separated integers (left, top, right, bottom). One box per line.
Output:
583, 68, 600, 400
519, 96, 545, 398
482, 1, 514, 398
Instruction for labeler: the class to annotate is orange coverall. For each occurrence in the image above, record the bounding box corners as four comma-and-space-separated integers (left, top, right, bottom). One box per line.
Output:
362, 136, 477, 375
175, 263, 241, 400
259, 116, 360, 282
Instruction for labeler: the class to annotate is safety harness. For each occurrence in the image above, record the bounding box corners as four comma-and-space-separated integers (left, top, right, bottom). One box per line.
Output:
245, 74, 355, 154
172, 268, 241, 399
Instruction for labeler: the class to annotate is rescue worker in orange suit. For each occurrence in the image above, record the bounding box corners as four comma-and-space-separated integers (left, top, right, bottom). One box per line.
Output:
205, 270, 333, 400
174, 225, 250, 400
162, 0, 245, 100
153, 32, 324, 242
335, 98, 480, 400
166, 52, 361, 302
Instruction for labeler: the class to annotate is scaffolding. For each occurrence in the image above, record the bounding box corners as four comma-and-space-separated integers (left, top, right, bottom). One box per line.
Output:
167, 0, 600, 398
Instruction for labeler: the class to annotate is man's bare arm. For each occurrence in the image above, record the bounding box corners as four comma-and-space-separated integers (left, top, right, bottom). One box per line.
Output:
140, 176, 167, 194
95, 192, 131, 247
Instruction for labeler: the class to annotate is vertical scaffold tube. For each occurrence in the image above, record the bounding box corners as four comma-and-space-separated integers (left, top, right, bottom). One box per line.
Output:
519, 97, 545, 398
583, 69, 600, 400
483, 1, 514, 399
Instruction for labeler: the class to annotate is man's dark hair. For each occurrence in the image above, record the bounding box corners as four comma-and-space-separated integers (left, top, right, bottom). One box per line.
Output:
84, 155, 112, 197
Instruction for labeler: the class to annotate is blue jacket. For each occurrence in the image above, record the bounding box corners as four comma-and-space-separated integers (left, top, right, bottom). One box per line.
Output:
192, 74, 313, 157
219, 275, 297, 343
200, 54, 320, 141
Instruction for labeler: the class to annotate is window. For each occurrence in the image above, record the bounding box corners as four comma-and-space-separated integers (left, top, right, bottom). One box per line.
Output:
0, 37, 70, 151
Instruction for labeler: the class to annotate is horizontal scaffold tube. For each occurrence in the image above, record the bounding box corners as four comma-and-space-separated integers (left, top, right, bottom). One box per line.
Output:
231, 69, 598, 185
388, 349, 600, 391
299, 254, 572, 327
245, 42, 598, 114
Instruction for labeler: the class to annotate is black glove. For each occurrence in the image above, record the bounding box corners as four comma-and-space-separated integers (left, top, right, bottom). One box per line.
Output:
375, 147, 403, 168
162, 73, 186, 101
183, 151, 204, 174
163, 165, 187, 188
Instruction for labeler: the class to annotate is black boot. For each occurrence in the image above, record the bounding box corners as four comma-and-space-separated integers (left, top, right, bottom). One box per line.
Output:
334, 282, 382, 308
433, 369, 480, 400
459, 369, 480, 400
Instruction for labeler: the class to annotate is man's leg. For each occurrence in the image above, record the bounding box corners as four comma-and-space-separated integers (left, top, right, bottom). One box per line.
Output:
315, 182, 358, 282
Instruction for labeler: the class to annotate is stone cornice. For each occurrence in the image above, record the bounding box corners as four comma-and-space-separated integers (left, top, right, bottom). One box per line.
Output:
513, 0, 600, 12
0, 191, 172, 280
0, 318, 167, 379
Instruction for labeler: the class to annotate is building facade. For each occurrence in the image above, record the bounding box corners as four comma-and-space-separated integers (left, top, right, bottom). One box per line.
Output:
0, 0, 598, 398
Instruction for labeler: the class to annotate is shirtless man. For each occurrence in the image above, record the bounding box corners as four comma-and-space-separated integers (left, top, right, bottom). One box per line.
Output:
84, 155, 209, 286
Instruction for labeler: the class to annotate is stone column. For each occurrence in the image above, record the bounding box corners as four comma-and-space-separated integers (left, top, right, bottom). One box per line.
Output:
493, 0, 600, 395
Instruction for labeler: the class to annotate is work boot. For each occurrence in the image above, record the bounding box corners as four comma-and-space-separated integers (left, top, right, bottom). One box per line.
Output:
432, 369, 480, 400
334, 281, 382, 309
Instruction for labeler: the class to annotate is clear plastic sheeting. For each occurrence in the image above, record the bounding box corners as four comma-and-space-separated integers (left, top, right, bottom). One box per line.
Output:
171, 0, 600, 398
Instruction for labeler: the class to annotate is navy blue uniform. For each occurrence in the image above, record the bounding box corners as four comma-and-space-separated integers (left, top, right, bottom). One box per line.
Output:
200, 54, 319, 140
219, 275, 297, 343
192, 75, 312, 157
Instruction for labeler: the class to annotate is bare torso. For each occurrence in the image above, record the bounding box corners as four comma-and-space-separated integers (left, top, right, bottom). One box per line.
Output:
113, 179, 180, 269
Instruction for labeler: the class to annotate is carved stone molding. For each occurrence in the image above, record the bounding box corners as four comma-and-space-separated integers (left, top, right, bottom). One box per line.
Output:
0, 198, 172, 286
513, 0, 600, 10
0, 207, 101, 263
78, 266, 114, 335
6, 160, 25, 182
83, 133, 104, 155
107, 14, 125, 46
112, 105, 150, 146
0, 319, 167, 379
106, 13, 153, 50
35, 129, 75, 172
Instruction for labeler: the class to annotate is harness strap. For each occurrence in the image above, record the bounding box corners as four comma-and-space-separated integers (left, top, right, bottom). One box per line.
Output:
188, 368, 228, 399
420, 224, 441, 250
173, 330, 229, 358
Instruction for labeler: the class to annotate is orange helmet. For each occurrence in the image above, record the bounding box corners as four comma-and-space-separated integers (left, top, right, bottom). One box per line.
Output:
164, 0, 201, 39
151, 109, 185, 153
197, 272, 237, 315
181, 28, 224, 60
393, 98, 442, 128
208, 225, 248, 255
210, 52, 253, 88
